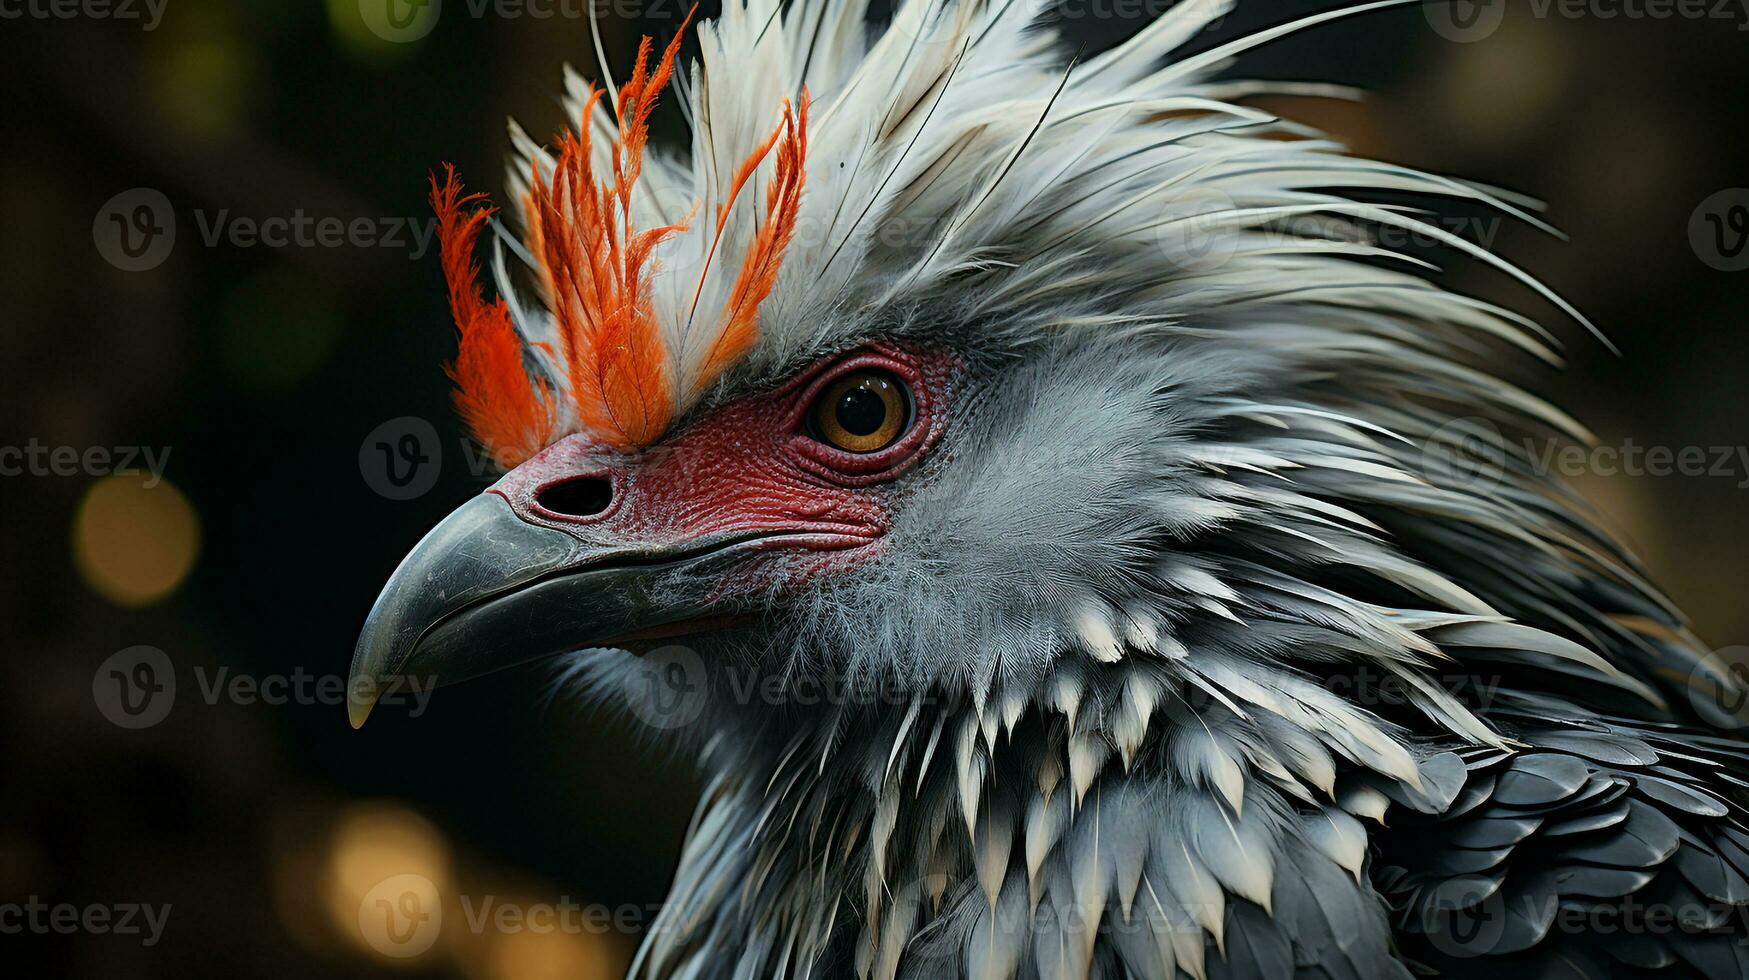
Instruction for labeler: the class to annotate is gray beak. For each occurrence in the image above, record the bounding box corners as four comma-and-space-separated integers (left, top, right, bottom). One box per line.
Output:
347, 493, 735, 728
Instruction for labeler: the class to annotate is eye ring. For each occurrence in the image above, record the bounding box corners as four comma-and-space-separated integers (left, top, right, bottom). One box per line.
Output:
806, 369, 913, 453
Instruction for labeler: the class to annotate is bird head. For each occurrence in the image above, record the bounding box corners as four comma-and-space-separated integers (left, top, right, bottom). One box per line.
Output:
345, 6, 1749, 975
351, 0, 1708, 792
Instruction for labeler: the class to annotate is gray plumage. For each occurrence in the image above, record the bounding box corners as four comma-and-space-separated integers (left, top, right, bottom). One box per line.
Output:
415, 0, 1749, 976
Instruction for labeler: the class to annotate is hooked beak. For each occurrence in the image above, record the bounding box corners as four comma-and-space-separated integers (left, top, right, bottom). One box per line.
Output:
347, 492, 746, 728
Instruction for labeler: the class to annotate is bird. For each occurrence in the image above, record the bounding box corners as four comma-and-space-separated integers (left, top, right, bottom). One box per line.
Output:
348, 1, 1749, 977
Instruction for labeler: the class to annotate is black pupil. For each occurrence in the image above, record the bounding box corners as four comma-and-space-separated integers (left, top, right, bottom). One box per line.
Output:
835, 384, 889, 437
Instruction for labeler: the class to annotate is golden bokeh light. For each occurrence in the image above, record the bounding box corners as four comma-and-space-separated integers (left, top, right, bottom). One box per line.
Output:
271, 816, 335, 956
480, 910, 625, 980
72, 474, 201, 608
152, 38, 253, 136
324, 801, 453, 965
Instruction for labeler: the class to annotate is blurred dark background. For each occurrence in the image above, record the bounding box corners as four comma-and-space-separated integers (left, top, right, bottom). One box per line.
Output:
2, 0, 1746, 976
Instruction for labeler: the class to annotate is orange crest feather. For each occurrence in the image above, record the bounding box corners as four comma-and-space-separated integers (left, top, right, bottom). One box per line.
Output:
690, 90, 812, 398
525, 13, 693, 451
434, 8, 808, 458
431, 166, 556, 467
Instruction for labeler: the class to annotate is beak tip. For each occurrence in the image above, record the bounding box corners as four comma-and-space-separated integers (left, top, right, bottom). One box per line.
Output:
348, 699, 374, 730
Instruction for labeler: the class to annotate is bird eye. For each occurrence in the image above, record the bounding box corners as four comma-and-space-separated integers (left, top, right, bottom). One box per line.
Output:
807, 370, 912, 453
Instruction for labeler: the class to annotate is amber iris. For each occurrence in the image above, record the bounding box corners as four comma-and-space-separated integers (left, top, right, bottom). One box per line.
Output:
809, 370, 911, 453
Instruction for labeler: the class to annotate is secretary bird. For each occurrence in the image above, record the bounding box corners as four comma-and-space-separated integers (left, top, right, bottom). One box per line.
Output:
349, 1, 1749, 976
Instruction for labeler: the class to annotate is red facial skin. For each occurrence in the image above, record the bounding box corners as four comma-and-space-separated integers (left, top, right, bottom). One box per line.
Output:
488, 342, 959, 589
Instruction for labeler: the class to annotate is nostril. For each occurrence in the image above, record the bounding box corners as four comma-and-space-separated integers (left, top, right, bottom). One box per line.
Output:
535, 476, 614, 519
